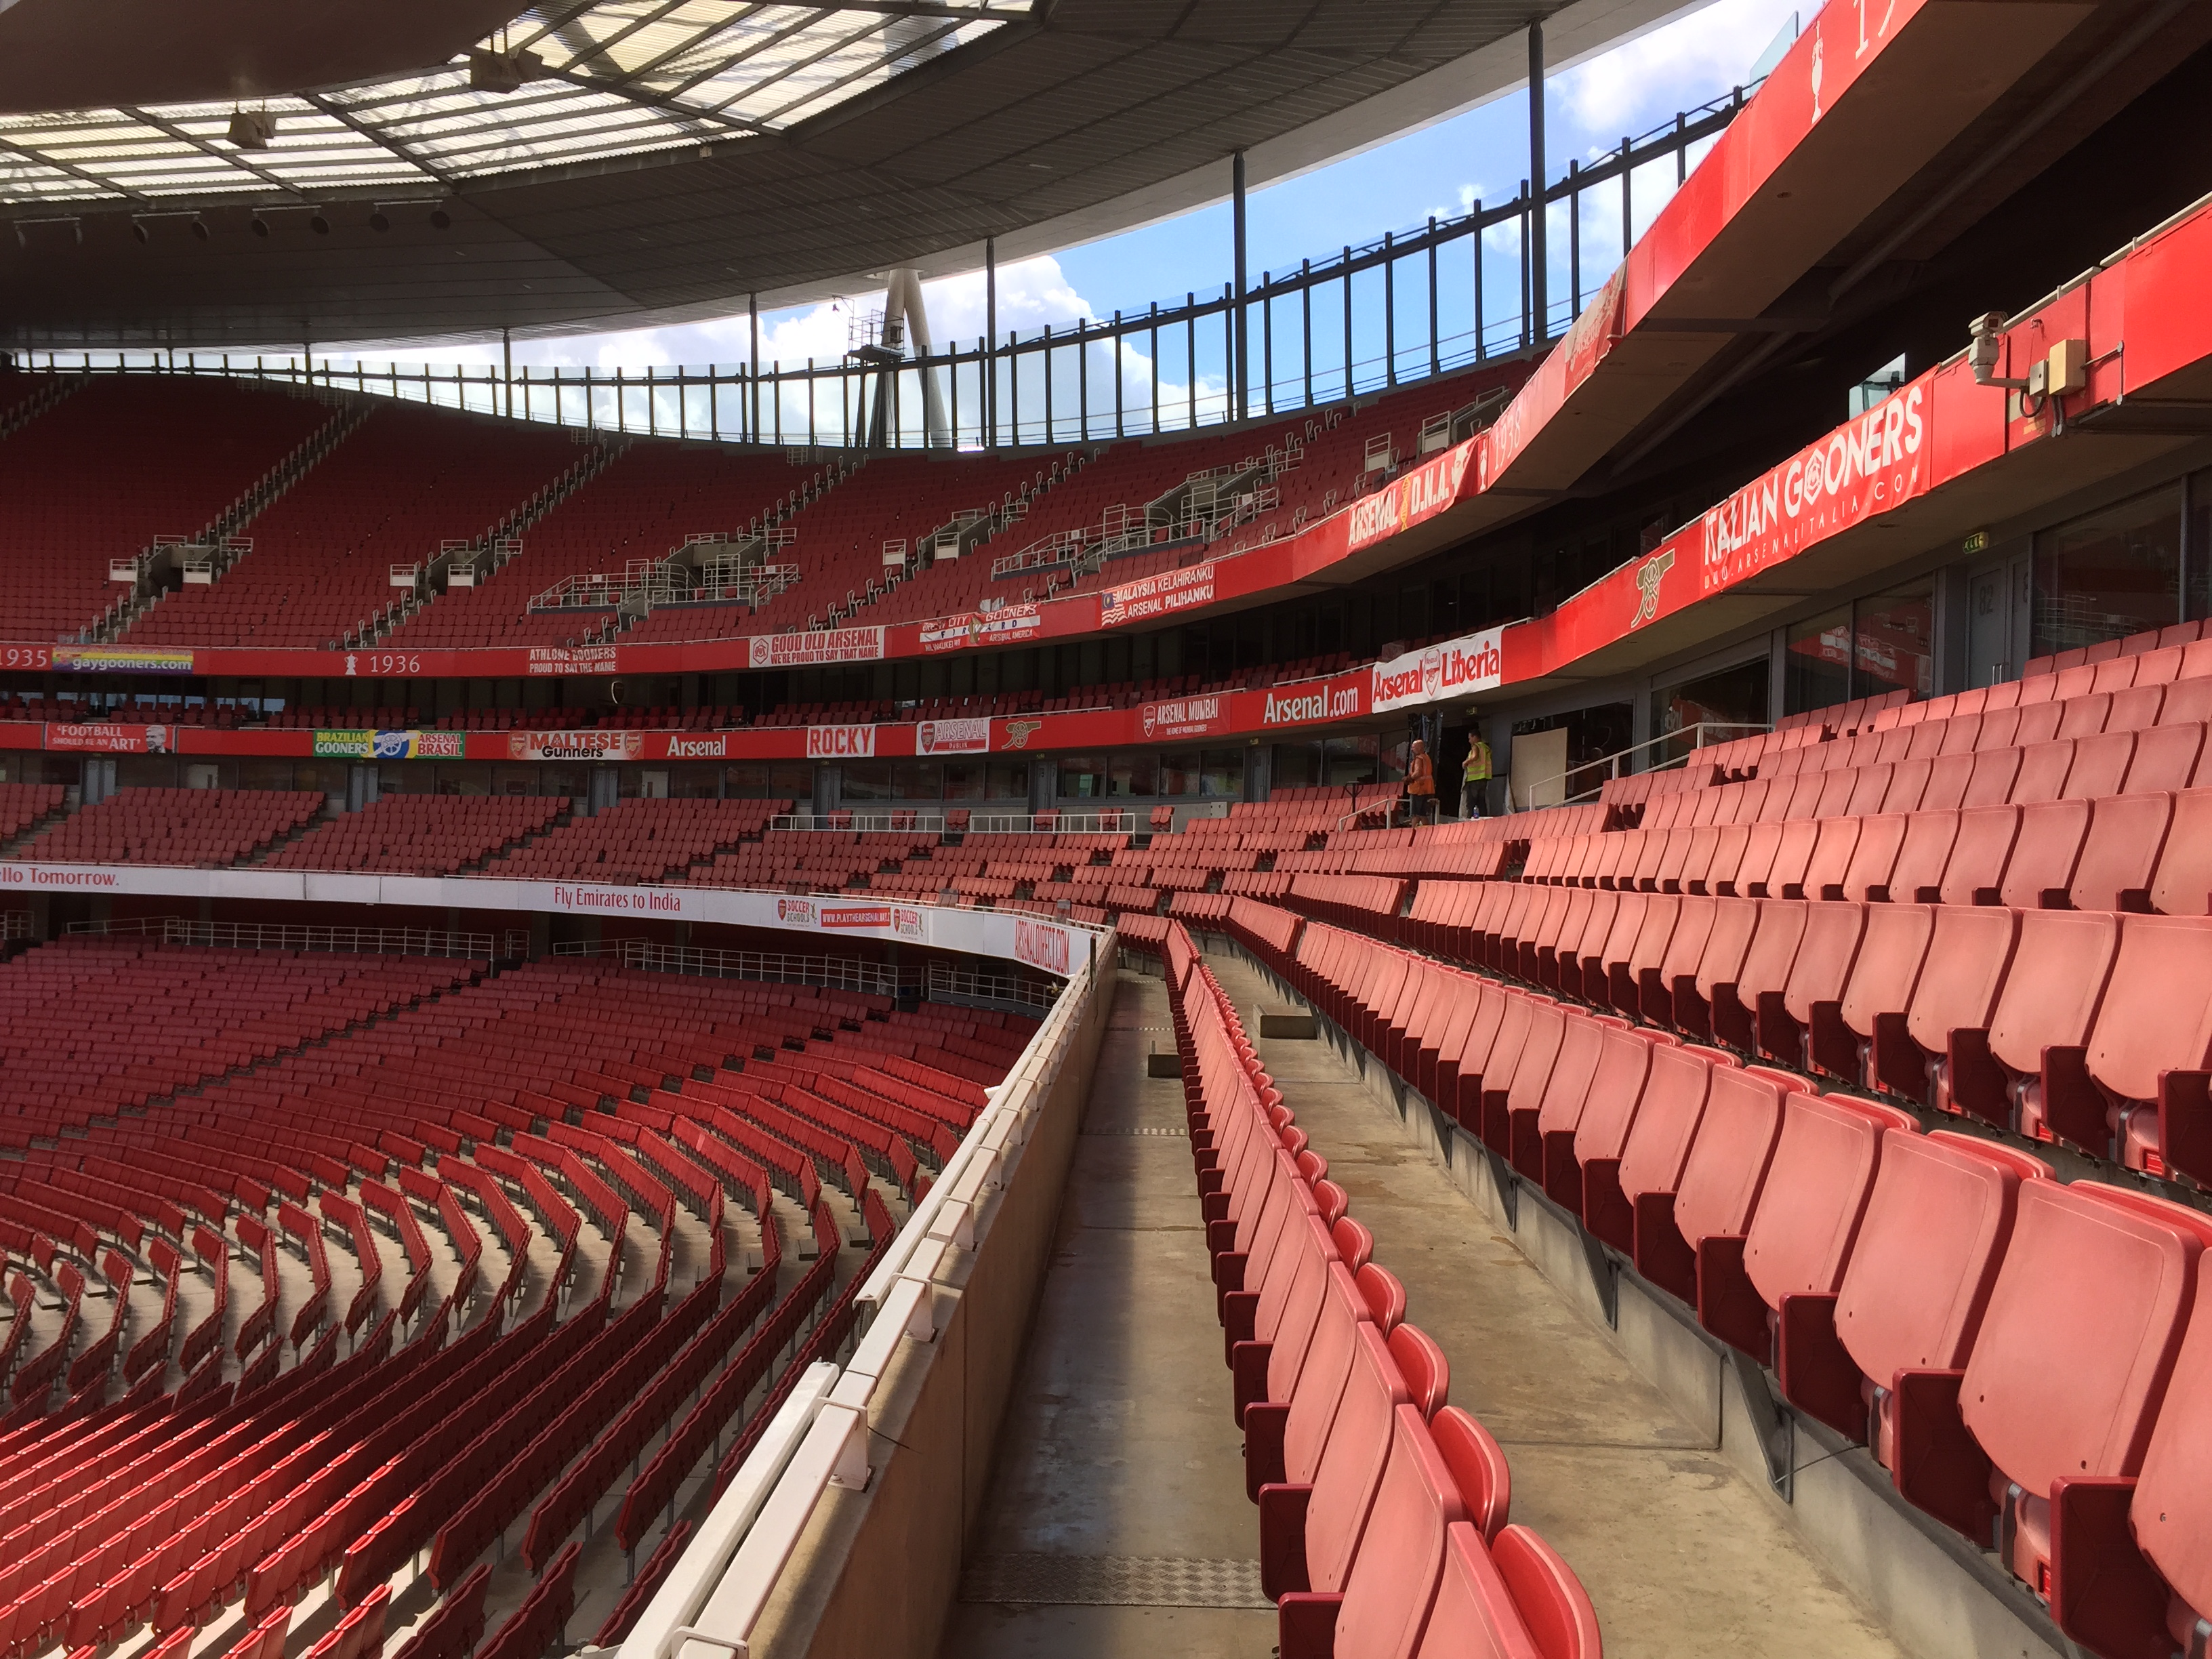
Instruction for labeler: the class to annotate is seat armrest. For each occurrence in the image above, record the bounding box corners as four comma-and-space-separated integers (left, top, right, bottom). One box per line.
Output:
1231, 1340, 1272, 1426
1776, 1293, 1865, 1441
1696, 1235, 1767, 1360
1257, 1482, 1313, 1599
2049, 1476, 2169, 1659
1891, 1368, 1996, 1543
1244, 1402, 1290, 1499
1275, 1593, 1343, 1659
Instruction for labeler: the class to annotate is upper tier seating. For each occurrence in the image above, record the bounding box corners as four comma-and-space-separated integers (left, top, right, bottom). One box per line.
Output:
392, 445, 824, 649
5, 788, 323, 867
265, 794, 571, 874
741, 452, 1070, 636
127, 405, 581, 649
0, 379, 329, 642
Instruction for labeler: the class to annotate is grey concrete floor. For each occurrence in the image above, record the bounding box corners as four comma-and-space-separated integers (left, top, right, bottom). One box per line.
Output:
1200, 943, 1910, 1659
940, 968, 1275, 1659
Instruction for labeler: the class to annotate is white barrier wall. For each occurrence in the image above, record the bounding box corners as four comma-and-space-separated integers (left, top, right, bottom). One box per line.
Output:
613, 933, 1113, 1659
0, 862, 1094, 973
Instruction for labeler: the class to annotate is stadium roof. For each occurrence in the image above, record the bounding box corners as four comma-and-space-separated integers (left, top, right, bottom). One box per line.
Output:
0, 0, 1687, 351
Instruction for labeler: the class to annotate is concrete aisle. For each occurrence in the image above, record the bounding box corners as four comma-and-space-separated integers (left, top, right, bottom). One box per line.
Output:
940, 968, 1275, 1659
1200, 943, 1910, 1659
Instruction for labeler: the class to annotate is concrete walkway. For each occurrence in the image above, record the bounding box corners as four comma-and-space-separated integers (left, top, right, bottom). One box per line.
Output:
1200, 941, 1910, 1659
941, 968, 1274, 1659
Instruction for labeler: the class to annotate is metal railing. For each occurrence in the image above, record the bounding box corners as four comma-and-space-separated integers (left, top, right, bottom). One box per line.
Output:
769, 809, 1139, 834
1, 912, 28, 941
1521, 719, 1773, 808
551, 937, 914, 998
925, 960, 1061, 1012
59, 916, 523, 956
13, 84, 1761, 454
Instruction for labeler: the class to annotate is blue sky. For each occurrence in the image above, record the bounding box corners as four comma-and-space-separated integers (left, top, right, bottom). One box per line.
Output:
321, 0, 1804, 376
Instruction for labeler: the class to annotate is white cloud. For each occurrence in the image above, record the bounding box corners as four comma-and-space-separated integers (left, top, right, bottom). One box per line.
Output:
1555, 0, 1803, 138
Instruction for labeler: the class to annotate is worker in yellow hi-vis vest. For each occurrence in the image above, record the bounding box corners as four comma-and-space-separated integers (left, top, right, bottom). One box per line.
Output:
1461, 724, 1493, 819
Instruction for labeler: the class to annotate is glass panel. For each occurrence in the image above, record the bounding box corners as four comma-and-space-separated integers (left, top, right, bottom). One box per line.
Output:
1784, 605, 1851, 716
839, 760, 893, 801
1107, 752, 1158, 797
1271, 741, 1321, 790
1057, 756, 1105, 798
1323, 736, 1378, 786
985, 760, 1029, 800
1650, 655, 1770, 768
1200, 750, 1244, 797
2034, 484, 2181, 655
889, 759, 940, 799
1855, 584, 1934, 701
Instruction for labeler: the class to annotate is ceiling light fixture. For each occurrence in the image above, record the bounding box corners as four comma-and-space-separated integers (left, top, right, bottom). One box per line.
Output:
369, 211, 390, 232
251, 215, 270, 237
309, 213, 331, 235
227, 109, 276, 150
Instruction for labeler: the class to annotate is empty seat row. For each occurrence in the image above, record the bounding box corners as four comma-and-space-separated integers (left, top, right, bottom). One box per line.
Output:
1213, 899, 2212, 1658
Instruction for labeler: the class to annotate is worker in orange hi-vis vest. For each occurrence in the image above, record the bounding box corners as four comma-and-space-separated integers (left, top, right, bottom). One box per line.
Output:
1404, 738, 1437, 825
1462, 723, 1494, 819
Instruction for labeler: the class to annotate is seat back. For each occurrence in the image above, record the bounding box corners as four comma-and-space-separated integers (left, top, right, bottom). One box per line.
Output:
1838, 903, 1933, 1044
1985, 909, 2117, 1077
1905, 907, 2020, 1061
1833, 1130, 2044, 1412
1357, 1261, 1408, 1332
1282, 1262, 1370, 1486
1692, 899, 1762, 1004
1780, 901, 1866, 1026
1305, 1325, 1413, 1595
2150, 787, 2212, 916
2129, 1271, 2212, 1629
2069, 792, 2171, 912
1999, 798, 2088, 909
1260, 1210, 1338, 1401
1387, 1323, 1450, 1419
1616, 1045, 1716, 1204
1572, 1028, 1658, 1166
1428, 1406, 1511, 1542
2122, 720, 2202, 793
1673, 1064, 1794, 1249
1533, 1014, 1607, 1143
2084, 914, 2212, 1105
1960, 1181, 2205, 1499
1940, 804, 2020, 906
1889, 808, 1959, 902
1743, 1096, 1891, 1311
1332, 1406, 1467, 1659
1413, 1523, 1605, 1659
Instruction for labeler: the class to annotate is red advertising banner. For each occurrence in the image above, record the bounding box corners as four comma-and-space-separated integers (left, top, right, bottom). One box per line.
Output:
1098, 562, 1217, 628
507, 730, 643, 762
1137, 693, 1231, 741
745, 627, 884, 668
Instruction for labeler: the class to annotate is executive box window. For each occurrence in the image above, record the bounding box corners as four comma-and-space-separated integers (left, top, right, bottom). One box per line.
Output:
723, 763, 813, 800
1652, 657, 1771, 766
2034, 484, 2182, 656
1783, 583, 1932, 716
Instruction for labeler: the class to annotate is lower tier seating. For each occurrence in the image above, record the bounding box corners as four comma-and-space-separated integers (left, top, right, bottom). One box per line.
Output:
1195, 898, 2212, 1659
0, 944, 1032, 1659
1126, 917, 1601, 1658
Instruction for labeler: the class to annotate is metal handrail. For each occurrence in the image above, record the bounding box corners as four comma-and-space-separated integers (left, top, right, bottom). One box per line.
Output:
59, 916, 520, 956
1519, 719, 1772, 809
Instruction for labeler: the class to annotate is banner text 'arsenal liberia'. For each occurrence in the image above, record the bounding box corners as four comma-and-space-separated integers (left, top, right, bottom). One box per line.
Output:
1369, 627, 1504, 714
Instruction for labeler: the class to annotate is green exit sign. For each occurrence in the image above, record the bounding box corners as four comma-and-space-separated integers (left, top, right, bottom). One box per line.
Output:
1961, 529, 1990, 556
